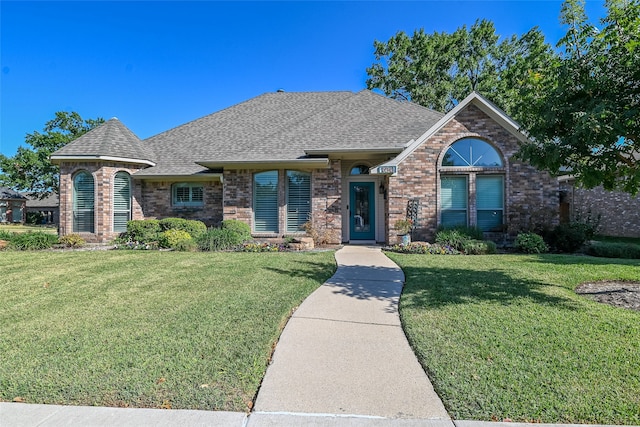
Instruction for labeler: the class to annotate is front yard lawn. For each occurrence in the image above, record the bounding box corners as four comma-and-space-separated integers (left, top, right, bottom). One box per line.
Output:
390, 253, 640, 425
0, 250, 336, 411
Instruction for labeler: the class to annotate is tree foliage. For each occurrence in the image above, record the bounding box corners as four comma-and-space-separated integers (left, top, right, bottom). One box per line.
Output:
0, 112, 104, 199
366, 19, 556, 116
517, 0, 640, 194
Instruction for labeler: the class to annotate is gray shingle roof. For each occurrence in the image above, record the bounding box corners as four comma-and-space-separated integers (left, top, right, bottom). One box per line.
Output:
0, 187, 27, 200
137, 90, 443, 176
50, 91, 444, 177
24, 193, 59, 208
51, 118, 154, 164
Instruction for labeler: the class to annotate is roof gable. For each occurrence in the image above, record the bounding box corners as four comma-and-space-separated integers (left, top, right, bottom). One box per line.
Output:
373, 92, 527, 172
51, 118, 155, 166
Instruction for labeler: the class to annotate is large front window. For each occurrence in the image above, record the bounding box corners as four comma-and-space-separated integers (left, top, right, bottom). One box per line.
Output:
286, 171, 310, 232
254, 171, 279, 233
253, 170, 312, 233
440, 139, 505, 232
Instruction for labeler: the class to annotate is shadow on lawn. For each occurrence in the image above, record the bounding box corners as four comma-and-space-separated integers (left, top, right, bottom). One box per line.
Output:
263, 260, 337, 283
521, 253, 640, 267
400, 265, 579, 310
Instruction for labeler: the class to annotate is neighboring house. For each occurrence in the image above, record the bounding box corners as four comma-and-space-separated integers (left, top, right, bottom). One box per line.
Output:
0, 187, 27, 224
50, 90, 559, 244
24, 193, 60, 225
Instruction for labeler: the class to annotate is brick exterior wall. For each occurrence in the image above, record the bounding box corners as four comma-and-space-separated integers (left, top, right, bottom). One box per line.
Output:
222, 169, 253, 226
560, 182, 640, 238
60, 161, 223, 242
221, 162, 342, 243
140, 180, 222, 226
387, 104, 559, 243
311, 160, 342, 244
59, 161, 146, 243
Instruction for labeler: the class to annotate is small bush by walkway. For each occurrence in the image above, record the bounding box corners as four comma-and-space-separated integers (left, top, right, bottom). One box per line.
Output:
391, 253, 640, 425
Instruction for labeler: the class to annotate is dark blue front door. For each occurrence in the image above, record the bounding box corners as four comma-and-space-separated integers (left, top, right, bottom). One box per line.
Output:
349, 182, 375, 240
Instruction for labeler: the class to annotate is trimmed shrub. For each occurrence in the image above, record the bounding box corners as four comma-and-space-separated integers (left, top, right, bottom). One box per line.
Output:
158, 229, 193, 249
515, 232, 548, 254
462, 239, 497, 255
9, 232, 58, 250
437, 225, 484, 241
546, 224, 587, 253
159, 218, 207, 238
125, 219, 161, 243
221, 220, 251, 241
196, 228, 244, 251
587, 241, 640, 259
58, 233, 86, 248
435, 229, 468, 251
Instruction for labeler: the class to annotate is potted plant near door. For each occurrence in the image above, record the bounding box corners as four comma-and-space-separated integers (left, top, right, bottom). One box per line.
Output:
394, 219, 413, 245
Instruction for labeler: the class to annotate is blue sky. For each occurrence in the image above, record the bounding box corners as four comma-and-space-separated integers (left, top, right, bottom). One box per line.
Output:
1, 1, 606, 157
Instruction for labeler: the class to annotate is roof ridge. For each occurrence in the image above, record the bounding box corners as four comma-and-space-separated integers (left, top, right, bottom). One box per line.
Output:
362, 89, 444, 115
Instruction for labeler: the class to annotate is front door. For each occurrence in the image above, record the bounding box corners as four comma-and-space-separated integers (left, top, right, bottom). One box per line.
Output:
349, 182, 375, 240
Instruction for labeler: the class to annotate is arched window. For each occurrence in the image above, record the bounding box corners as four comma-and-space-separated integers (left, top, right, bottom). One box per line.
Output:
350, 165, 370, 175
440, 139, 505, 232
254, 171, 278, 232
73, 171, 94, 233
113, 172, 131, 232
442, 138, 503, 167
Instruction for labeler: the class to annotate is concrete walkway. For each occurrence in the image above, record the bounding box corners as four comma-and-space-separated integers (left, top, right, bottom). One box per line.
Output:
253, 245, 449, 420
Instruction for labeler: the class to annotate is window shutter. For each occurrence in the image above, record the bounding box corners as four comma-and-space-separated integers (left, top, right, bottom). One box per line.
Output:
113, 172, 131, 232
175, 186, 190, 203
254, 171, 278, 232
477, 176, 504, 231
73, 172, 94, 233
286, 171, 310, 232
441, 176, 468, 227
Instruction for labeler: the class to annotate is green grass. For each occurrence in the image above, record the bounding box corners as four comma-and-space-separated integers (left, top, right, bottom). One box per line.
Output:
389, 253, 640, 425
0, 251, 335, 411
593, 234, 640, 246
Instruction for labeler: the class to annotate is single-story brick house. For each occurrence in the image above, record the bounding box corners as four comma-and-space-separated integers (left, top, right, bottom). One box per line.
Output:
0, 187, 27, 224
51, 90, 560, 244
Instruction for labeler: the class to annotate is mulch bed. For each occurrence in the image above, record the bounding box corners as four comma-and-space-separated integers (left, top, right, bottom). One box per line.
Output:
575, 280, 640, 312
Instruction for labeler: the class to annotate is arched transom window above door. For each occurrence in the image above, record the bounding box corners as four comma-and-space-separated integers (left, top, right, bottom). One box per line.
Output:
442, 138, 503, 167
350, 164, 370, 175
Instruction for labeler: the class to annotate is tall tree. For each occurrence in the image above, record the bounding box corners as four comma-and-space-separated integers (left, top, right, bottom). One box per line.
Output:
366, 19, 557, 116
0, 112, 104, 199
517, 0, 640, 194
